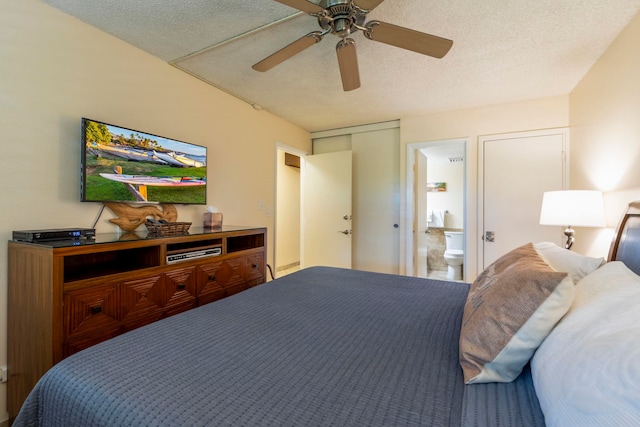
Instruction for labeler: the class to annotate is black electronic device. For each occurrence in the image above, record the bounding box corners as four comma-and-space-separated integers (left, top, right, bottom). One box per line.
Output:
13, 228, 96, 242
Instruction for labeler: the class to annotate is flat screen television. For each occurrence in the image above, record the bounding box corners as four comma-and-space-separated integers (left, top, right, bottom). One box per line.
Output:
81, 118, 207, 205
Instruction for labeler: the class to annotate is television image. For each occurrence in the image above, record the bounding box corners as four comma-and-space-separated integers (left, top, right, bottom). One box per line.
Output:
81, 118, 207, 205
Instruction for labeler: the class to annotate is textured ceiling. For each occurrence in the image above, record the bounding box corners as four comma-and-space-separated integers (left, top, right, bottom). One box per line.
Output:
42, 0, 640, 132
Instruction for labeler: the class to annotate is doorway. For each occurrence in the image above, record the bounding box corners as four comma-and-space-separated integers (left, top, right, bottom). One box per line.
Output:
275, 144, 308, 278
406, 139, 467, 279
274, 144, 353, 277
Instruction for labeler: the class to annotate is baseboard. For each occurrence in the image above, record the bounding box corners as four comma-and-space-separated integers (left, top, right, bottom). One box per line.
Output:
277, 261, 300, 271
0, 418, 8, 427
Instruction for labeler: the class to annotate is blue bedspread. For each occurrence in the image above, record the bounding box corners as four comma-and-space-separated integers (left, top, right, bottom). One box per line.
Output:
14, 266, 544, 426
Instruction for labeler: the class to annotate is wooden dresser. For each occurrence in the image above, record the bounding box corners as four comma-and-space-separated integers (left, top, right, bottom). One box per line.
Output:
7, 226, 266, 421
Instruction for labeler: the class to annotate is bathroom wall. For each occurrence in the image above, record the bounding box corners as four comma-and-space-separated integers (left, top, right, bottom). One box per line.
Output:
423, 146, 464, 229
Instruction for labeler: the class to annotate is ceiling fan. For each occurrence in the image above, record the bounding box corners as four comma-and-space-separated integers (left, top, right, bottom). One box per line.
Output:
252, 0, 453, 91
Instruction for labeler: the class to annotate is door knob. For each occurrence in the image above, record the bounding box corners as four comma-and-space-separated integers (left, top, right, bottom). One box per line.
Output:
338, 230, 352, 235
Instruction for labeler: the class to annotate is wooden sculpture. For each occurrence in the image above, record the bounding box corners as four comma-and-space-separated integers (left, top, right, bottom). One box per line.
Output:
104, 203, 178, 232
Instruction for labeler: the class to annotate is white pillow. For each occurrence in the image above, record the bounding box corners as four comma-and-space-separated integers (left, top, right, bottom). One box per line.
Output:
534, 241, 605, 283
531, 261, 640, 427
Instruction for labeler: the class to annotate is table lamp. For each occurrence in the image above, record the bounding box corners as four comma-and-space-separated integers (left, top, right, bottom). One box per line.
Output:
539, 190, 605, 250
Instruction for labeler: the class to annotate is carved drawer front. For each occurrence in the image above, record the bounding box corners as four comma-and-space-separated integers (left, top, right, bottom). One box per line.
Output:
63, 281, 121, 357
198, 257, 247, 300
217, 258, 248, 296
121, 275, 164, 332
197, 262, 226, 306
162, 267, 197, 318
244, 252, 265, 286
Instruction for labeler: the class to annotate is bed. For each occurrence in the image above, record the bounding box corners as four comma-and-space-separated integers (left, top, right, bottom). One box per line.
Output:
13, 202, 640, 427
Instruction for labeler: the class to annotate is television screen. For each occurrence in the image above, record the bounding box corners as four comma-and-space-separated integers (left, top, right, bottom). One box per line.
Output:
81, 118, 207, 205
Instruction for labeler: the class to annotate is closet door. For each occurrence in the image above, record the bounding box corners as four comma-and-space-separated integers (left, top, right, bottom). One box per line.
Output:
351, 128, 400, 274
480, 129, 568, 269
308, 123, 400, 274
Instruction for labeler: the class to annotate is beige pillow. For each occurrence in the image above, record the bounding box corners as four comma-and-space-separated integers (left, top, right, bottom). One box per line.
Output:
534, 241, 605, 283
459, 243, 574, 384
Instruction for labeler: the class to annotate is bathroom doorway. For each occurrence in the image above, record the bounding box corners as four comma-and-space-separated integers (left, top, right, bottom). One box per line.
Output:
406, 139, 467, 280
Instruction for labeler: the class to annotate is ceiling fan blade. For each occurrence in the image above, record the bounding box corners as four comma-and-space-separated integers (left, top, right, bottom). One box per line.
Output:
354, 0, 386, 12
336, 38, 361, 91
273, 0, 324, 14
253, 32, 323, 72
364, 21, 453, 59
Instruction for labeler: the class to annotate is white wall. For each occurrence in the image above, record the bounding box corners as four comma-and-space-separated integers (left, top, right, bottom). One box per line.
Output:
569, 11, 640, 257
313, 135, 352, 154
0, 0, 311, 420
400, 96, 571, 278
400, 5, 640, 269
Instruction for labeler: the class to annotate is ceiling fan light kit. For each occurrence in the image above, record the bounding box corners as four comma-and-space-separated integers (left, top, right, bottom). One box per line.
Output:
253, 0, 453, 91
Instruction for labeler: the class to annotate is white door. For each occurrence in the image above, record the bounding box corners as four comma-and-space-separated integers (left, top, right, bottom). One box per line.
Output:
480, 129, 567, 268
351, 128, 400, 274
301, 150, 352, 268
414, 150, 429, 277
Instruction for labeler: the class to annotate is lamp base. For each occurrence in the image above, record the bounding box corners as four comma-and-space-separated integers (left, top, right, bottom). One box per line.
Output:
564, 227, 575, 250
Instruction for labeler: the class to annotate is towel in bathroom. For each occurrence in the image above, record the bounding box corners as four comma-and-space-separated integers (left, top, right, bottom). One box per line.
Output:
428, 210, 446, 228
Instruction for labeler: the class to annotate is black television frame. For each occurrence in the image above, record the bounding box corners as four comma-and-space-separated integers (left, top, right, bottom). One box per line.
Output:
81, 118, 207, 205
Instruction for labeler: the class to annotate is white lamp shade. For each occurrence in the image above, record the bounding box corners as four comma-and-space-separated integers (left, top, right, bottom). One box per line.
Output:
539, 190, 606, 227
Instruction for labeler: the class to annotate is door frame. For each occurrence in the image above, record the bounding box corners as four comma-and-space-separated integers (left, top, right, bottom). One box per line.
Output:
404, 138, 469, 277
477, 128, 569, 270
274, 142, 310, 278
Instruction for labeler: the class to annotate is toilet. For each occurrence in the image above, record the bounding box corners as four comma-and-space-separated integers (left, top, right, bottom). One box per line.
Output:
444, 231, 464, 280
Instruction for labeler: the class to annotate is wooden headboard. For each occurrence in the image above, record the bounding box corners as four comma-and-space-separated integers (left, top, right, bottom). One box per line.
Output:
608, 201, 640, 275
